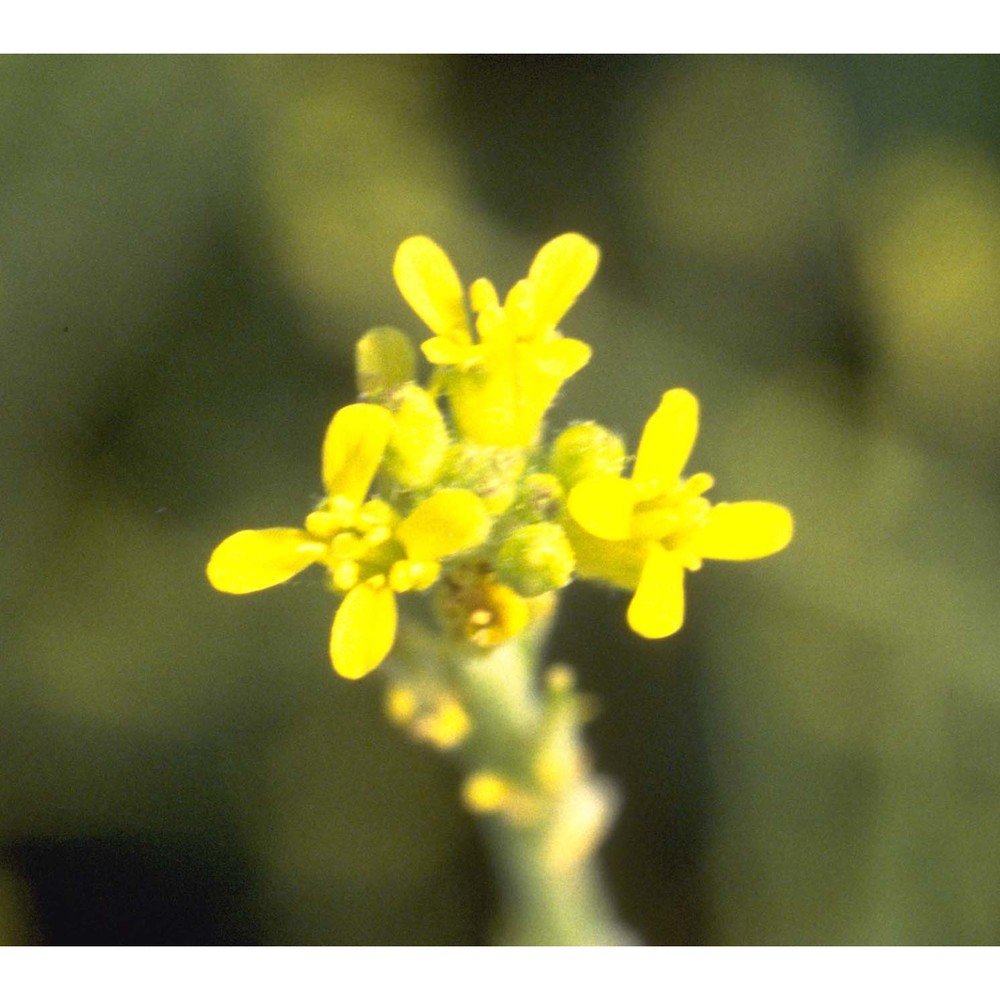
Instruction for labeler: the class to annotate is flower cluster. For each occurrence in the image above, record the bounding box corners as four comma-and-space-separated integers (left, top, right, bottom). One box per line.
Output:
207, 234, 793, 679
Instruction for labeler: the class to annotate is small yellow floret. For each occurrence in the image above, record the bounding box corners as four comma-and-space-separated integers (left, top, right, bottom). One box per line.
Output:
208, 399, 491, 682
385, 683, 418, 725
414, 697, 471, 750
463, 772, 512, 814
393, 233, 599, 447
568, 388, 793, 640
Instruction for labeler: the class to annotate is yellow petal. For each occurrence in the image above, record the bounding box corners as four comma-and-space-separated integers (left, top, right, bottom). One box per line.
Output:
525, 233, 600, 329
396, 488, 491, 562
534, 337, 592, 379
330, 583, 397, 679
563, 521, 646, 590
393, 236, 471, 343
206, 528, 325, 594
626, 543, 686, 639
633, 388, 699, 487
321, 403, 393, 504
469, 276, 500, 314
421, 336, 472, 367
693, 501, 794, 561
566, 476, 637, 541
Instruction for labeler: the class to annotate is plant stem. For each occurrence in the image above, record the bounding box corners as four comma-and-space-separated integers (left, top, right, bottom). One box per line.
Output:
451, 630, 635, 945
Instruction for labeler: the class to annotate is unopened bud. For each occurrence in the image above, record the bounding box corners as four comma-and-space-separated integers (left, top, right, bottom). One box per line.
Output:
385, 683, 418, 725
442, 443, 526, 514
414, 696, 471, 750
355, 326, 416, 398
496, 522, 575, 597
463, 772, 511, 813
549, 422, 626, 488
382, 384, 450, 488
509, 472, 565, 523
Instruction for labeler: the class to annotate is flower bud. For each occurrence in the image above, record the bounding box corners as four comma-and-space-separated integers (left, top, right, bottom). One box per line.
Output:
462, 772, 541, 824
463, 772, 512, 813
413, 695, 470, 749
508, 472, 565, 524
442, 443, 526, 514
355, 326, 416, 398
384, 682, 471, 750
495, 522, 575, 597
382, 384, 450, 488
549, 422, 626, 488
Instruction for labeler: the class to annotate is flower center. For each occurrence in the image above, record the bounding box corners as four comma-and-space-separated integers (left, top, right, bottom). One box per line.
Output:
628, 472, 715, 542
306, 497, 435, 593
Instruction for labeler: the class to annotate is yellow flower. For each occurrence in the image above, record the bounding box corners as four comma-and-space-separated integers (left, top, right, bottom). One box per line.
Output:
393, 234, 599, 448
207, 403, 491, 679
384, 681, 471, 750
566, 389, 793, 640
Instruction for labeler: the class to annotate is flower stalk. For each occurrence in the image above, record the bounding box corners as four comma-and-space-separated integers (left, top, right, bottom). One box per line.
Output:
450, 626, 633, 945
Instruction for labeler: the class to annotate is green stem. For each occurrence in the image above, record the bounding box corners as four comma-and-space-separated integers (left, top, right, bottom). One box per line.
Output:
451, 631, 635, 945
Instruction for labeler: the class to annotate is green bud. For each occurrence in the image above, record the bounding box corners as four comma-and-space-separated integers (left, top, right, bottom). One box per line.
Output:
549, 421, 626, 488
508, 472, 565, 524
383, 384, 450, 488
356, 326, 416, 398
443, 443, 526, 515
495, 522, 575, 597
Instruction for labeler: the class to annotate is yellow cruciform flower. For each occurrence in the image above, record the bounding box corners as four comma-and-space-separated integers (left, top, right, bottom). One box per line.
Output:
566, 389, 793, 640
206, 403, 491, 679
392, 233, 599, 448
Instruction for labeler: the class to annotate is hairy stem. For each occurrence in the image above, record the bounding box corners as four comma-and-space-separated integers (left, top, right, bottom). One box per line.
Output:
451, 630, 635, 945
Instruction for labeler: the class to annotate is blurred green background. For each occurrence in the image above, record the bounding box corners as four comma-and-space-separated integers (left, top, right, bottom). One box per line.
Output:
2, 54, 999, 945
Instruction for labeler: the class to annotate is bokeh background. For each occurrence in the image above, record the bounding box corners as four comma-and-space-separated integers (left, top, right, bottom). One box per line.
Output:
2, 54, 999, 945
